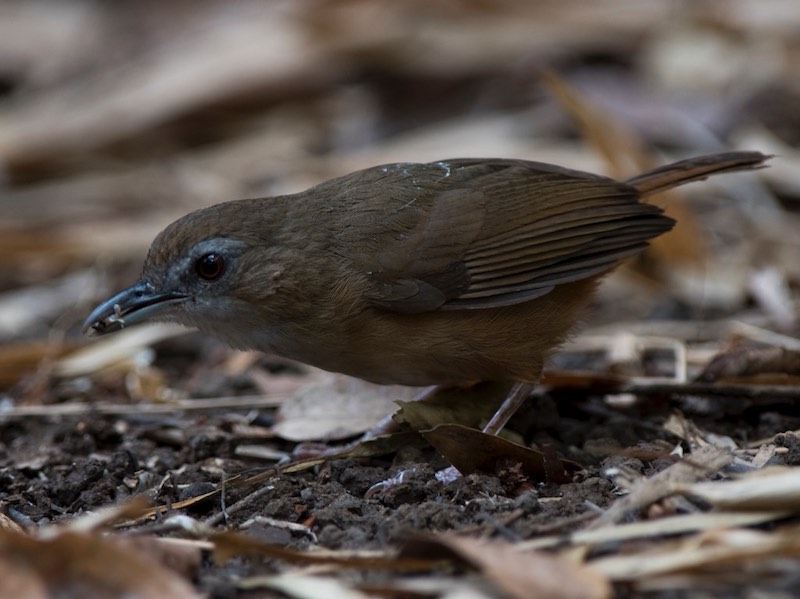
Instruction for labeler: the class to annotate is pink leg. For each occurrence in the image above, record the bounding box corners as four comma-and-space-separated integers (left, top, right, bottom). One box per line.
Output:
434, 382, 535, 483
482, 382, 535, 435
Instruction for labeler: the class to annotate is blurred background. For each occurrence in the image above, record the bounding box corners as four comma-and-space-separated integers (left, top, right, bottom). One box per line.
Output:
0, 0, 797, 394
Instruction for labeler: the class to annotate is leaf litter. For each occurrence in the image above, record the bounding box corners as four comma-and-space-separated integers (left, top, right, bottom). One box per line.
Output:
1, 1, 800, 597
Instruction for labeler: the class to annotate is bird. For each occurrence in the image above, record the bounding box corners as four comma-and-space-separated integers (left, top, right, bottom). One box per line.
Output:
83, 151, 769, 444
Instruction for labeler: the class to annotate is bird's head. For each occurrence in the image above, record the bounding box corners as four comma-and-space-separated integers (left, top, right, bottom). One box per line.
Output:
82, 199, 289, 340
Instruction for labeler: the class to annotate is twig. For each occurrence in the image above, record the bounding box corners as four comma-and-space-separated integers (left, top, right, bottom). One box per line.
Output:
0, 394, 286, 418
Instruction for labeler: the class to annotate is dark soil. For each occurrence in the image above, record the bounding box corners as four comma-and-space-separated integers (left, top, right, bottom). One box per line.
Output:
4, 333, 800, 596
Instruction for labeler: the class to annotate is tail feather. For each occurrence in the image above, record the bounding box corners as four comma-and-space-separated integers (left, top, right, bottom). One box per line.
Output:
626, 151, 771, 197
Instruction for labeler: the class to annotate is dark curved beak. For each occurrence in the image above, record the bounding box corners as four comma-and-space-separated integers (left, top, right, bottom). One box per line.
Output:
82, 281, 189, 336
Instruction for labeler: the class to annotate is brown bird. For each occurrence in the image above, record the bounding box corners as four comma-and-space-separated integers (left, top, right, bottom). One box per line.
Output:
84, 152, 769, 439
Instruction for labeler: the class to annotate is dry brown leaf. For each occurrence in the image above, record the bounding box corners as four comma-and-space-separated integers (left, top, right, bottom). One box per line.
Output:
0, 4, 337, 169
0, 559, 47, 599
62, 495, 153, 532
212, 530, 436, 572
697, 344, 800, 382
0, 270, 96, 340
279, 431, 424, 474
522, 510, 789, 552
54, 322, 187, 377
0, 513, 25, 534
541, 70, 645, 180
422, 424, 579, 483
662, 412, 738, 451
0, 340, 74, 388
541, 70, 708, 273
748, 266, 797, 327
590, 445, 733, 528
685, 467, 800, 511
309, 0, 671, 76
274, 374, 416, 442
591, 524, 800, 581
2, 394, 286, 418
124, 537, 204, 583
361, 574, 499, 599
393, 382, 512, 432
540, 369, 629, 391
0, 528, 201, 599
0, 228, 86, 267
240, 572, 374, 599
400, 534, 611, 599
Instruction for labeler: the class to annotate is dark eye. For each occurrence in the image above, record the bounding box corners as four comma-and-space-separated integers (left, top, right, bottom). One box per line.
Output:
195, 253, 225, 280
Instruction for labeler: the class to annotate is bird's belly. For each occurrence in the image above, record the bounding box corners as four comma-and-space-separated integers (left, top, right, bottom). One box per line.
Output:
233, 280, 596, 386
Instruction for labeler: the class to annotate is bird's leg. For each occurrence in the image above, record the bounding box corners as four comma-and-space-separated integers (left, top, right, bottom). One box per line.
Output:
297, 381, 537, 490
432, 381, 536, 483
363, 381, 530, 441
482, 381, 535, 435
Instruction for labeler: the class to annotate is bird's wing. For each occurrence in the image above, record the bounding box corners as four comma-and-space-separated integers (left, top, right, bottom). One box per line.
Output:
337, 160, 674, 314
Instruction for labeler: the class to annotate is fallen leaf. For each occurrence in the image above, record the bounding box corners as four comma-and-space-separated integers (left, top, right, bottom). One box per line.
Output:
685, 467, 800, 511
394, 382, 512, 432
0, 340, 73, 388
591, 524, 800, 582
280, 432, 425, 474
589, 445, 733, 528
422, 424, 580, 483
697, 345, 800, 382
240, 572, 373, 599
400, 534, 610, 599
274, 375, 416, 442
212, 530, 437, 572
0, 528, 201, 599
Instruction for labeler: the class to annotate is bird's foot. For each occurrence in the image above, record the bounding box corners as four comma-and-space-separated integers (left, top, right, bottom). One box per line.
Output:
364, 467, 419, 499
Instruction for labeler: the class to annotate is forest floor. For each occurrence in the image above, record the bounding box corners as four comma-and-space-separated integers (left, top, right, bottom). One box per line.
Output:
2, 1, 800, 597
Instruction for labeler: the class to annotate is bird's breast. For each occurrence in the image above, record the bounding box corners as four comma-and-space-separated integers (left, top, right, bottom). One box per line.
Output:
229, 278, 598, 386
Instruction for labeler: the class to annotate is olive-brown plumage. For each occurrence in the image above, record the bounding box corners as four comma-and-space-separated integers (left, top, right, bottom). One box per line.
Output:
84, 152, 769, 434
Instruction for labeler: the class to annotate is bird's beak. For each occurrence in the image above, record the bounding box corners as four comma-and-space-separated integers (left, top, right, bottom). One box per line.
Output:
82, 281, 189, 336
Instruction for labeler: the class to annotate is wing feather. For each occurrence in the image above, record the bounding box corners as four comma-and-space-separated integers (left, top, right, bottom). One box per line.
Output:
343, 159, 674, 313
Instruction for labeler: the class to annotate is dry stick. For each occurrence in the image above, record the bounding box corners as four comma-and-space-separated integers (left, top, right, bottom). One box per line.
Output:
204, 483, 277, 527
623, 381, 800, 400
0, 394, 287, 417
5, 379, 800, 419
588, 445, 734, 529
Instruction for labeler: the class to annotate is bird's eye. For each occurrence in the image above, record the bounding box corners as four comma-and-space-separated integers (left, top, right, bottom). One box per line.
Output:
195, 253, 225, 281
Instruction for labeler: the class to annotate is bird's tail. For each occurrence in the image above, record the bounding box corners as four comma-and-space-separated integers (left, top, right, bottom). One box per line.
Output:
626, 151, 771, 197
